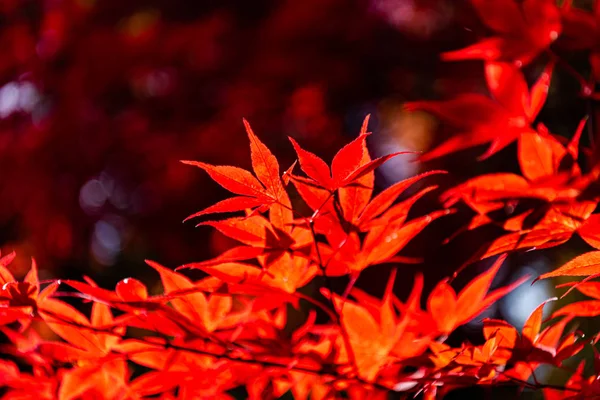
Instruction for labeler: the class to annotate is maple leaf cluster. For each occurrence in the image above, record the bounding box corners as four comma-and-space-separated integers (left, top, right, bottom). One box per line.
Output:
5, 0, 600, 399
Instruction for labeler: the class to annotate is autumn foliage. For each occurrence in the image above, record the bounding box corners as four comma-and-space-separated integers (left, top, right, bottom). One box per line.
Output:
6, 0, 600, 399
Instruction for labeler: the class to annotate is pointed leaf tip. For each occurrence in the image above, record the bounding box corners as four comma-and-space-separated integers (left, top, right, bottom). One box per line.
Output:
360, 114, 371, 136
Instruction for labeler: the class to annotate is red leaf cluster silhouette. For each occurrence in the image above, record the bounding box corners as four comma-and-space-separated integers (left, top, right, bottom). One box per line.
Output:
6, 1, 600, 399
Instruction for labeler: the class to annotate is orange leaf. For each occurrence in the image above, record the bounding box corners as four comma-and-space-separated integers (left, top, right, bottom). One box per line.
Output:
288, 137, 333, 189
331, 133, 368, 185
244, 119, 293, 230
0, 251, 16, 285
359, 170, 446, 225
485, 61, 529, 117
454, 255, 508, 321
539, 251, 600, 280
184, 196, 266, 221
578, 214, 600, 249
364, 209, 451, 266
517, 131, 565, 181
181, 160, 267, 199
553, 300, 600, 318
427, 280, 457, 333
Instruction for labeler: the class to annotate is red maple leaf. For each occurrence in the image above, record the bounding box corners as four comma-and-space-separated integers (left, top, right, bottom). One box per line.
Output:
443, 0, 561, 66
406, 62, 553, 161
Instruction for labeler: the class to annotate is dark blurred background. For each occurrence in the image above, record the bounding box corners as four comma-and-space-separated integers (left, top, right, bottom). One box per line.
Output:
0, 0, 472, 281
0, 0, 596, 391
